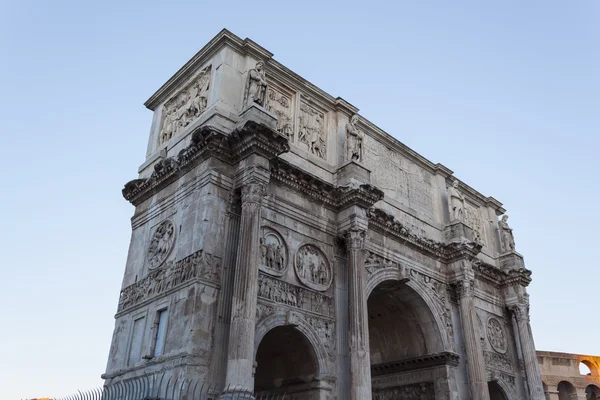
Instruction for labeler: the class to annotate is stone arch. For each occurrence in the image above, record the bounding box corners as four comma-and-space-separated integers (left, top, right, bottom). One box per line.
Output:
579, 358, 599, 376
254, 311, 331, 378
586, 384, 600, 400
488, 380, 509, 400
557, 380, 577, 400
366, 268, 452, 352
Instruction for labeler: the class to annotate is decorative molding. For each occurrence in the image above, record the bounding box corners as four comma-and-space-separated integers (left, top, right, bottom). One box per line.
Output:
372, 382, 435, 400
484, 350, 513, 373
118, 249, 220, 313
122, 122, 289, 206
371, 352, 460, 377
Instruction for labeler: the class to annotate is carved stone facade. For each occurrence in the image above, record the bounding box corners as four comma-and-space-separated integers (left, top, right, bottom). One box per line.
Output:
538, 351, 600, 400
105, 29, 544, 400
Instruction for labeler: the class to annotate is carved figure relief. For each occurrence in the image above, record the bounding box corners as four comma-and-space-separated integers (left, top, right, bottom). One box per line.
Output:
346, 114, 363, 162
364, 251, 399, 276
266, 88, 293, 139
159, 66, 211, 145
465, 204, 485, 246
295, 244, 332, 291
147, 220, 176, 269
119, 249, 220, 312
487, 317, 508, 354
372, 382, 434, 400
244, 61, 268, 108
298, 101, 326, 159
258, 273, 334, 317
499, 215, 515, 252
448, 180, 465, 222
259, 228, 288, 277
484, 351, 513, 373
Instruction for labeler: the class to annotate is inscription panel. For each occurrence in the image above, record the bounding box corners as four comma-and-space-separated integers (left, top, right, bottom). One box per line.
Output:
362, 135, 434, 217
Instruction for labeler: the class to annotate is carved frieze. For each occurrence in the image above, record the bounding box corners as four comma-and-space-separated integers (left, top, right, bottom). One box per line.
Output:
484, 350, 513, 373
295, 244, 332, 291
372, 382, 434, 400
118, 249, 220, 312
258, 273, 334, 317
364, 250, 401, 276
259, 227, 288, 277
298, 101, 326, 159
266, 88, 293, 139
159, 66, 211, 145
487, 317, 508, 354
256, 303, 276, 322
147, 220, 176, 270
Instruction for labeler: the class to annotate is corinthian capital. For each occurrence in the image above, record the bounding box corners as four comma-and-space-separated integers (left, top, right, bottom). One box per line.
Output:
241, 183, 265, 206
509, 303, 530, 322
455, 278, 475, 299
345, 229, 366, 251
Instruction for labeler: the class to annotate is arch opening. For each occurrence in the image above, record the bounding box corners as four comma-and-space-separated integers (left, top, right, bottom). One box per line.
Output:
587, 384, 600, 400
254, 325, 321, 399
581, 361, 593, 375
558, 381, 577, 400
488, 381, 508, 400
368, 279, 446, 398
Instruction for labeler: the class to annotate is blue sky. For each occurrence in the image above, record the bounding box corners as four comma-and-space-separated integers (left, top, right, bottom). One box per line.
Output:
1, 1, 598, 398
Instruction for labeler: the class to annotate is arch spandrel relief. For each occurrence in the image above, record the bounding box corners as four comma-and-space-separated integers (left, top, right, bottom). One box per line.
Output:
259, 227, 288, 277
295, 243, 332, 292
147, 219, 176, 270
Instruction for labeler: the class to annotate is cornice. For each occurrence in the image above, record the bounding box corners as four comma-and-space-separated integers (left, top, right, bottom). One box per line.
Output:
371, 352, 460, 377
472, 260, 532, 288
269, 159, 383, 211
122, 122, 288, 206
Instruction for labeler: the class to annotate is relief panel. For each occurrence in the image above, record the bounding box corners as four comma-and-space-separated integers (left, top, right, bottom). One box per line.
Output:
266, 86, 294, 140
372, 382, 435, 400
465, 202, 486, 246
487, 317, 508, 354
159, 66, 211, 145
297, 100, 326, 159
147, 220, 176, 270
295, 244, 332, 291
259, 227, 288, 277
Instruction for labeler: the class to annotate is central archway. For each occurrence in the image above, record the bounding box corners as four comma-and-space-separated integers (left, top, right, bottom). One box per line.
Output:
368, 279, 450, 399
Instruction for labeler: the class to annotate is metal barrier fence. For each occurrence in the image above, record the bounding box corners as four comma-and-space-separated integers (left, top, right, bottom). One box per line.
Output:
45, 373, 286, 400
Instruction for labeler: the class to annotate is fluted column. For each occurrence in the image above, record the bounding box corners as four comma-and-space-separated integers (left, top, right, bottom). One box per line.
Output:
224, 183, 264, 397
510, 302, 545, 400
456, 277, 490, 400
346, 229, 371, 400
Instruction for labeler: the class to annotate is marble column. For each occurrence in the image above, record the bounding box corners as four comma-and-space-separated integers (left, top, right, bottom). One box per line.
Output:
456, 278, 490, 400
346, 229, 372, 400
224, 183, 264, 398
511, 303, 546, 400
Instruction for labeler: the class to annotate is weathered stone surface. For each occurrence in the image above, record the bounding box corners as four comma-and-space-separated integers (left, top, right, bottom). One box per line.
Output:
104, 29, 545, 400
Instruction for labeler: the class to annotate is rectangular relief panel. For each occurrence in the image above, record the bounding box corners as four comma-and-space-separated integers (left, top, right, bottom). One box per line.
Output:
298, 98, 327, 159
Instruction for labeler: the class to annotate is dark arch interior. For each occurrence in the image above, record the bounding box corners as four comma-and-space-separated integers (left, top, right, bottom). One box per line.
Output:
488, 381, 508, 400
368, 280, 443, 366
254, 325, 318, 395
558, 381, 577, 400
587, 385, 600, 400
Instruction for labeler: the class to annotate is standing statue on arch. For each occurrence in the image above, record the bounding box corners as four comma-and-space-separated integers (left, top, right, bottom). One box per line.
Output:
244, 61, 268, 108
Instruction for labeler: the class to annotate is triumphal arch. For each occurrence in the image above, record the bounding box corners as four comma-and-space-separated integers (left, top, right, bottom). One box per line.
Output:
103, 29, 545, 400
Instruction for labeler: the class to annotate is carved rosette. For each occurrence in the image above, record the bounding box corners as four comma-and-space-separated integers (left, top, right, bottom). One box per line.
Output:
487, 317, 508, 354
147, 220, 176, 270
259, 227, 288, 277
294, 244, 332, 291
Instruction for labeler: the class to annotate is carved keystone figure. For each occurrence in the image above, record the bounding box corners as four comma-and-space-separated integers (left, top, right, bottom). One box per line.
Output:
448, 179, 465, 222
499, 215, 516, 252
244, 61, 268, 108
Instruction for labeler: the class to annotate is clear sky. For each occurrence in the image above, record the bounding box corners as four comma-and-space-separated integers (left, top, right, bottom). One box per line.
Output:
1, 1, 598, 398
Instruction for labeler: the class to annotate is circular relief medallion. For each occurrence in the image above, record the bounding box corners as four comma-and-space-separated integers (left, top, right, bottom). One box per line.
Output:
259, 228, 288, 277
294, 244, 332, 291
487, 317, 508, 354
147, 220, 176, 269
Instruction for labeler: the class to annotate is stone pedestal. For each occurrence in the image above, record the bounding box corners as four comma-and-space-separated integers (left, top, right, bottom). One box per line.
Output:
511, 303, 545, 400
445, 220, 476, 243
224, 183, 265, 397
499, 251, 525, 271
456, 277, 490, 400
346, 229, 372, 400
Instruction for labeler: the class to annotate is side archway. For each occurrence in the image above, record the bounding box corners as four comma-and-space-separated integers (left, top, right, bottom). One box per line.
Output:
488, 380, 509, 400
557, 381, 577, 400
254, 311, 331, 378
